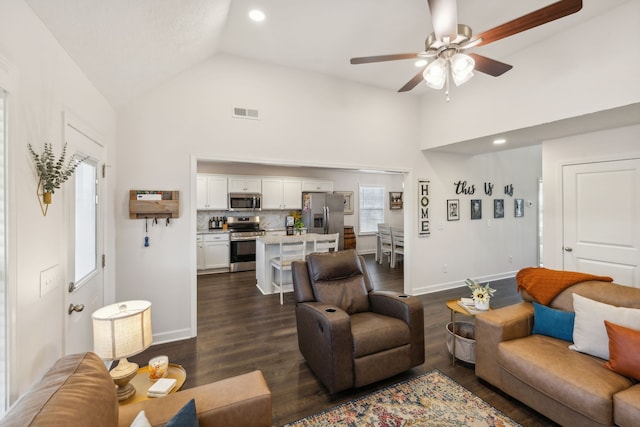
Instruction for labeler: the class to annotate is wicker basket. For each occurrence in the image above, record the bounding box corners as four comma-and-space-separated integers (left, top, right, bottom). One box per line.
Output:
446, 321, 476, 364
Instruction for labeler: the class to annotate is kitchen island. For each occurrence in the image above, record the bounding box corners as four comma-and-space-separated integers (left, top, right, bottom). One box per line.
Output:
256, 233, 321, 295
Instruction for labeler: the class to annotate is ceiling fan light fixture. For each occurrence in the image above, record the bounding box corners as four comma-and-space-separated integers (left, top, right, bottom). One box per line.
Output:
423, 58, 447, 89
451, 53, 475, 86
414, 59, 428, 68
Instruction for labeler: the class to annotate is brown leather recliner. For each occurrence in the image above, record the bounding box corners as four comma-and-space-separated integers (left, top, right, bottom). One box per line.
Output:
291, 249, 424, 393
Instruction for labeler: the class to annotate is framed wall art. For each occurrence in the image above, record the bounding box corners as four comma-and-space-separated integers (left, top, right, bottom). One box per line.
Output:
515, 198, 524, 217
494, 199, 504, 218
389, 192, 403, 210
471, 199, 482, 220
334, 191, 354, 215
447, 199, 459, 221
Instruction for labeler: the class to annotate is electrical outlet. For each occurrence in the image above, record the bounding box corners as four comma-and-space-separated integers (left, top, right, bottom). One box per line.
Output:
442, 264, 448, 273
508, 255, 513, 263
40, 264, 61, 297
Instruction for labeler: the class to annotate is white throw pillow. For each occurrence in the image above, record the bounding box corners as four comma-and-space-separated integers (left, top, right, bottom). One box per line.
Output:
570, 293, 640, 360
130, 410, 152, 427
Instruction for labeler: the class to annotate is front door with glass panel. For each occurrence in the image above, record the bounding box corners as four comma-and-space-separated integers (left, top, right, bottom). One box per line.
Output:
64, 116, 105, 354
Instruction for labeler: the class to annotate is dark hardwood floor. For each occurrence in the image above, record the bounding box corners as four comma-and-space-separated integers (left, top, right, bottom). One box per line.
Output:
131, 255, 557, 426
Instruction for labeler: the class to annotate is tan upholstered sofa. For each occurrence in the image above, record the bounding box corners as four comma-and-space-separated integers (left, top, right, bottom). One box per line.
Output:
0, 352, 272, 427
476, 279, 640, 427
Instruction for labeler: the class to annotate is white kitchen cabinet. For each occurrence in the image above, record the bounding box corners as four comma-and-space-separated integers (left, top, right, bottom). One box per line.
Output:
262, 178, 302, 210
301, 179, 333, 193
228, 176, 261, 193
197, 174, 227, 210
196, 235, 205, 270
203, 233, 229, 269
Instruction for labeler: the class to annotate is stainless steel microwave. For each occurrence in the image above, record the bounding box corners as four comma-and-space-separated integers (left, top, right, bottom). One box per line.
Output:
228, 193, 261, 211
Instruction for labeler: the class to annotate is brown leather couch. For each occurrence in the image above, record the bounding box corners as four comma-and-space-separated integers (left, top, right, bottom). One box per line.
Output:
475, 280, 640, 427
291, 249, 424, 393
0, 352, 272, 427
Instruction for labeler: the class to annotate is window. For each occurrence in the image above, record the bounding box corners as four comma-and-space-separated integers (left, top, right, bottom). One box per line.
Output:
359, 185, 384, 234
74, 161, 97, 284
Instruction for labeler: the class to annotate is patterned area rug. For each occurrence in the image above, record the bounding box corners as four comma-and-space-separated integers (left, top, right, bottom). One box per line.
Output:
284, 370, 521, 427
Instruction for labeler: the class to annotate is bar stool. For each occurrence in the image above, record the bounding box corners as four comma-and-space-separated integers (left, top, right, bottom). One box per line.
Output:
312, 233, 339, 254
271, 238, 306, 304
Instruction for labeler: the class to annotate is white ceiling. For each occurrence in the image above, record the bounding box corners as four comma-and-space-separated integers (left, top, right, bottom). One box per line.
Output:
24, 0, 630, 108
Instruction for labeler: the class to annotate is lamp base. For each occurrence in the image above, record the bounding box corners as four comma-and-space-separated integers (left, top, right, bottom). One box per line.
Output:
110, 358, 139, 402
116, 382, 136, 401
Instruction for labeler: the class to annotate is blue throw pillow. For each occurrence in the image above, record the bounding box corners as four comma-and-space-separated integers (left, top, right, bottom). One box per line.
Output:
532, 302, 575, 342
165, 399, 199, 427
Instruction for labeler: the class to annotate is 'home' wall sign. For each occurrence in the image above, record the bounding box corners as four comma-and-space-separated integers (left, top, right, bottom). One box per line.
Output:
418, 179, 430, 237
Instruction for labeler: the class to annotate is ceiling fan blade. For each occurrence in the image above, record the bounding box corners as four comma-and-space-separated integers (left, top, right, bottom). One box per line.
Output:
473, 0, 582, 47
427, 0, 458, 42
398, 69, 427, 92
350, 53, 420, 65
468, 54, 513, 77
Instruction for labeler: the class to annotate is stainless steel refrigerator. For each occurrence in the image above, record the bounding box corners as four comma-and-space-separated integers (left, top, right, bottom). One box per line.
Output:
302, 192, 344, 250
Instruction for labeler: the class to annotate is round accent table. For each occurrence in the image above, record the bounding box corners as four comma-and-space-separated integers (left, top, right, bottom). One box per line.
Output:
119, 363, 187, 405
446, 300, 491, 366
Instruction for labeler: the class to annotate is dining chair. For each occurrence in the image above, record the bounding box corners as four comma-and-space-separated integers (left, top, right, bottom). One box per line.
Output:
271, 238, 306, 304
391, 226, 404, 268
377, 224, 393, 266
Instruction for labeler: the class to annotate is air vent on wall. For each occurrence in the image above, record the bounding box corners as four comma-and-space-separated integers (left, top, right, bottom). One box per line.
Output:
233, 107, 260, 120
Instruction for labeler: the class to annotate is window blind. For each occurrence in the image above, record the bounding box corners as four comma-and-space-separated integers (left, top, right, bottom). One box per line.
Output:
359, 185, 384, 234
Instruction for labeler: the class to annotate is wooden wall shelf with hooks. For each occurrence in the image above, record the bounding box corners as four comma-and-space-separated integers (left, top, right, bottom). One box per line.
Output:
129, 190, 179, 219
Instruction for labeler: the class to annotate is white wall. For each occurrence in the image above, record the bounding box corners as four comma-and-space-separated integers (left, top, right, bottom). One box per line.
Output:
542, 124, 640, 270
409, 146, 542, 294
0, 0, 117, 401
116, 54, 419, 343
419, 1, 640, 149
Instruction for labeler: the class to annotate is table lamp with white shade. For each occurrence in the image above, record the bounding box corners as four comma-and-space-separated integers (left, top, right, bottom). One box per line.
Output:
92, 300, 152, 401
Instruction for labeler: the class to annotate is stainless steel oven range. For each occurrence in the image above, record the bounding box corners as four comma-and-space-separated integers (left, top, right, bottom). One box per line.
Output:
227, 216, 265, 272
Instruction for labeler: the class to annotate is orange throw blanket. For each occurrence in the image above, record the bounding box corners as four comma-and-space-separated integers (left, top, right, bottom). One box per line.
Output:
516, 267, 613, 305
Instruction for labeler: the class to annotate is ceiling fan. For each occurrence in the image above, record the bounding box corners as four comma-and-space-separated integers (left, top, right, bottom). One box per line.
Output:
350, 0, 583, 99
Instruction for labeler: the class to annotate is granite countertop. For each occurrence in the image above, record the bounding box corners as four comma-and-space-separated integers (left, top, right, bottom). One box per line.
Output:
197, 229, 229, 235
258, 233, 320, 244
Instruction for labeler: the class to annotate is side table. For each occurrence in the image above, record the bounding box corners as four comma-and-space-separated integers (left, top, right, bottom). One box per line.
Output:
119, 363, 187, 405
446, 299, 491, 366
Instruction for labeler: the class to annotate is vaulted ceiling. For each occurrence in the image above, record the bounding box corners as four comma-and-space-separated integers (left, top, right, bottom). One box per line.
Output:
24, 0, 629, 108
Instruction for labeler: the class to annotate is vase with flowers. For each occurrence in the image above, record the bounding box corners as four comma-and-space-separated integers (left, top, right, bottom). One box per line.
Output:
290, 210, 305, 235
465, 278, 496, 311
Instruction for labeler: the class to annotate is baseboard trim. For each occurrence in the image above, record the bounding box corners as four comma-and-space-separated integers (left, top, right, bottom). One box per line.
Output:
412, 271, 518, 296
152, 328, 193, 345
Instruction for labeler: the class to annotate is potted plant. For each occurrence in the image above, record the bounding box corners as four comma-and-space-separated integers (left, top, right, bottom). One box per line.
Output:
465, 278, 496, 310
28, 142, 86, 208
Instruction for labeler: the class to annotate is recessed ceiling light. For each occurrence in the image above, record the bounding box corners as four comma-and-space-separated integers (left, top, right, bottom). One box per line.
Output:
249, 9, 265, 22
493, 138, 507, 145
414, 59, 428, 67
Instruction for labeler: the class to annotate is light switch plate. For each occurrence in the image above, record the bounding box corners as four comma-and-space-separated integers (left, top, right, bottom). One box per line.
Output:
40, 264, 61, 297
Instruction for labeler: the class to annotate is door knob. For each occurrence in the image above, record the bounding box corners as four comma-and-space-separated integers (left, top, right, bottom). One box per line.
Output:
68, 303, 85, 315
564, 247, 573, 252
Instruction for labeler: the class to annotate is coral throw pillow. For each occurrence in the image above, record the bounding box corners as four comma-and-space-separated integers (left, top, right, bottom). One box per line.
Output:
604, 320, 640, 381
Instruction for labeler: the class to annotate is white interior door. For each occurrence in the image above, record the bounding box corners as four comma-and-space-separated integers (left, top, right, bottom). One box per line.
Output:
65, 117, 105, 354
562, 159, 640, 286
